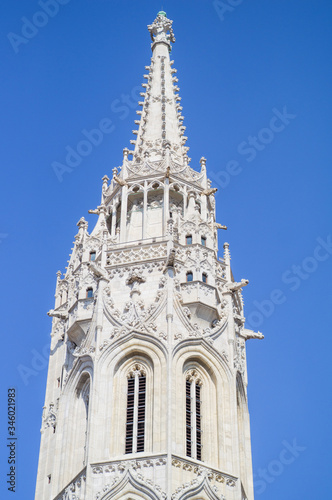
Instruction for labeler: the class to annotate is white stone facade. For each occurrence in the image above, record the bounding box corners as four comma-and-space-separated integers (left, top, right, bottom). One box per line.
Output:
35, 12, 263, 500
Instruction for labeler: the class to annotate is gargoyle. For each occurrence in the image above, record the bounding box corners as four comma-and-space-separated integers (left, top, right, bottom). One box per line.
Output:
226, 279, 249, 292
202, 187, 218, 196
126, 273, 146, 285
88, 262, 109, 281
215, 223, 227, 230
47, 310, 68, 320
242, 328, 264, 340
113, 174, 128, 187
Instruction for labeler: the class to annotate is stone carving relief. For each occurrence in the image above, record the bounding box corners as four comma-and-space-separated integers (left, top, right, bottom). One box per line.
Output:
127, 156, 203, 185
92, 457, 166, 477
234, 337, 246, 376
73, 345, 96, 357
171, 457, 236, 499
55, 472, 86, 500
127, 362, 146, 378
52, 318, 66, 339
101, 282, 166, 348
186, 369, 202, 385
106, 244, 167, 267
43, 402, 57, 430
85, 235, 102, 254
171, 475, 225, 500
94, 461, 167, 500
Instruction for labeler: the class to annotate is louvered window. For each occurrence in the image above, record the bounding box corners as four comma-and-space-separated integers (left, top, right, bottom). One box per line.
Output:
125, 378, 135, 453
196, 384, 202, 460
125, 372, 146, 454
186, 373, 202, 460
186, 380, 192, 457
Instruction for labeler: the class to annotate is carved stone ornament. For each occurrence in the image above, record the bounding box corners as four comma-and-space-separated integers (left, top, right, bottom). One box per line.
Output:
186, 369, 202, 385
73, 345, 96, 357
171, 474, 225, 500
94, 467, 167, 500
106, 244, 167, 268
103, 283, 165, 339
225, 279, 249, 293
43, 402, 57, 430
55, 472, 86, 500
126, 270, 146, 285
234, 337, 246, 376
127, 363, 146, 378
148, 12, 175, 46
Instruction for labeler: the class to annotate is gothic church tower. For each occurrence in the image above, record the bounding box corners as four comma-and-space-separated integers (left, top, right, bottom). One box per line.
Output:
35, 12, 263, 500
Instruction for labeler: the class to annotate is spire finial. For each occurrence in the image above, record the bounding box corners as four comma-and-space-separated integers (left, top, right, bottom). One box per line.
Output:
148, 12, 175, 49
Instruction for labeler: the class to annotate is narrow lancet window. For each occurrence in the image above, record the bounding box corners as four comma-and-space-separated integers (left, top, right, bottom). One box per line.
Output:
137, 376, 146, 452
186, 379, 192, 457
125, 364, 146, 454
185, 370, 202, 460
186, 235, 192, 245
196, 383, 202, 460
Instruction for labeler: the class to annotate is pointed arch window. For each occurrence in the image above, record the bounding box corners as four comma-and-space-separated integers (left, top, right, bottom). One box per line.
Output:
201, 236, 207, 246
202, 273, 208, 284
125, 364, 146, 454
74, 374, 90, 470
86, 287, 93, 298
186, 235, 192, 245
89, 251, 96, 261
186, 370, 202, 460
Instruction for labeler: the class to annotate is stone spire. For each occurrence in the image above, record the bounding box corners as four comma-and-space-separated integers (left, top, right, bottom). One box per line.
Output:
35, 13, 261, 500
130, 12, 189, 168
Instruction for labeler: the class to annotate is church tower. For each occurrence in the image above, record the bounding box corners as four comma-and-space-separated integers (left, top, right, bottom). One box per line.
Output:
35, 12, 263, 500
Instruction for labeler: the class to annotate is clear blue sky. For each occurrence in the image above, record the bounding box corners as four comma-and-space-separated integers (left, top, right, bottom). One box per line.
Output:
0, 1, 331, 498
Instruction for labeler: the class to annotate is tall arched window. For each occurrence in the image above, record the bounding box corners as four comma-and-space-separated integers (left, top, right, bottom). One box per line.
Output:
73, 374, 90, 471
125, 364, 146, 454
185, 370, 202, 461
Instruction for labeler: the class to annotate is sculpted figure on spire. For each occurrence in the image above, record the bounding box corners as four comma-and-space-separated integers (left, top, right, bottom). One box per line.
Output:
148, 11, 175, 47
